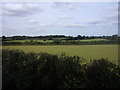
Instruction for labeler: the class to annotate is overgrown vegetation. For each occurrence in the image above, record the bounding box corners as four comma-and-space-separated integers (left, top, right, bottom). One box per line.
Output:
2, 49, 120, 89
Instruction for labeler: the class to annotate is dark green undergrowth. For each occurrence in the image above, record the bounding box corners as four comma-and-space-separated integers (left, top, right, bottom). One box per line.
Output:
2, 49, 120, 89
2, 40, 118, 46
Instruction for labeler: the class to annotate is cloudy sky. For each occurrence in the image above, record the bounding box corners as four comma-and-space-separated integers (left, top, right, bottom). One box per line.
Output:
1, 2, 118, 36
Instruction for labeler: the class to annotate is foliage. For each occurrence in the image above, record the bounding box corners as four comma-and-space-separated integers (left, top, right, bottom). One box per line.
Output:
2, 39, 118, 45
53, 39, 62, 44
2, 49, 120, 89
2, 34, 120, 45
85, 59, 120, 88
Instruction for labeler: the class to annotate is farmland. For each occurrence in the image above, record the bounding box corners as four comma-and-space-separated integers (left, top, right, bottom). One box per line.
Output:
3, 45, 118, 64
5, 38, 108, 43
2, 35, 120, 89
76, 39, 109, 42
2, 1, 120, 88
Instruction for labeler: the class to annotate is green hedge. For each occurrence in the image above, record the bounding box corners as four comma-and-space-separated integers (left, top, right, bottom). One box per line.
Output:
2, 49, 120, 89
2, 40, 118, 46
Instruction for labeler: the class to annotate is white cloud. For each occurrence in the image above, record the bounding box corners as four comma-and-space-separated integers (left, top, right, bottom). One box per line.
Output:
87, 19, 107, 25
28, 19, 111, 29
105, 4, 118, 20
59, 15, 73, 19
106, 4, 118, 11
105, 13, 118, 20
39, 23, 56, 27
1, 0, 120, 2
53, 2, 74, 10
2, 3, 42, 17
26, 19, 38, 24
63, 23, 86, 28
53, 2, 84, 11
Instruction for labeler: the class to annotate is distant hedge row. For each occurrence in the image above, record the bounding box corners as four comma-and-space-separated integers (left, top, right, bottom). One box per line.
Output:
2, 49, 120, 89
2, 40, 118, 45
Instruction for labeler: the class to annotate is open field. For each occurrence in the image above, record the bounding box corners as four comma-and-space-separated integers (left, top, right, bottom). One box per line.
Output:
76, 39, 109, 42
3, 45, 118, 64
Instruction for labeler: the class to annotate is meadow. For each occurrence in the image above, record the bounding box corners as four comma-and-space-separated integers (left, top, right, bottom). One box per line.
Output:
76, 39, 109, 42
3, 45, 118, 64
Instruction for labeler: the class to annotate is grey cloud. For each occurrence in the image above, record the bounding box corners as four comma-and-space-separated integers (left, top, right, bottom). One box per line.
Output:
59, 15, 73, 19
2, 26, 17, 36
2, 3, 42, 17
105, 4, 118, 20
27, 22, 86, 28
106, 13, 118, 20
87, 19, 107, 25
27, 18, 116, 30
106, 4, 118, 11
39, 23, 56, 27
53, 2, 84, 11
53, 2, 74, 10
26, 19, 39, 25
63, 24, 86, 28
85, 18, 116, 26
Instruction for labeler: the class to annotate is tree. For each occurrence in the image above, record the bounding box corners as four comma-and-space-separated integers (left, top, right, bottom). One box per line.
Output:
53, 39, 62, 44
2, 35, 6, 41
77, 35, 82, 40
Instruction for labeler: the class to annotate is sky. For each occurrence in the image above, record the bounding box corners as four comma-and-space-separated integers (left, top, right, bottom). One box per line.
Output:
1, 2, 118, 36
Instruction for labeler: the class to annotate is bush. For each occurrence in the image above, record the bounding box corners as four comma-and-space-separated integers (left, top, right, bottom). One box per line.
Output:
2, 49, 120, 89
85, 59, 120, 88
53, 39, 62, 44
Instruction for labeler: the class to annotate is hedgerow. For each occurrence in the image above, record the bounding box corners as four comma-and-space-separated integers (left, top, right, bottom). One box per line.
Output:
2, 49, 120, 89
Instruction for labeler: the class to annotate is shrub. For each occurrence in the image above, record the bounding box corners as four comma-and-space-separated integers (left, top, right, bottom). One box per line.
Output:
2, 49, 120, 89
85, 59, 120, 88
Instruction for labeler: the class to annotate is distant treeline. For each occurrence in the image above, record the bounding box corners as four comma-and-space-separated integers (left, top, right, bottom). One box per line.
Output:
2, 40, 118, 46
2, 49, 120, 89
1, 34, 120, 45
1, 34, 119, 41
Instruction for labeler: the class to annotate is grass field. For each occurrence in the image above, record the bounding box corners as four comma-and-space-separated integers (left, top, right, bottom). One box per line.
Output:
3, 45, 118, 64
76, 39, 109, 42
